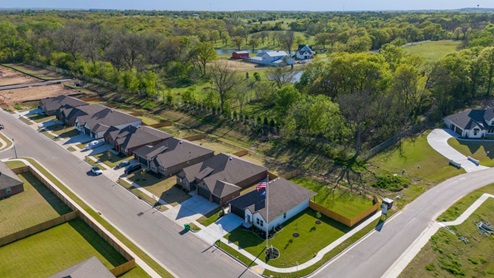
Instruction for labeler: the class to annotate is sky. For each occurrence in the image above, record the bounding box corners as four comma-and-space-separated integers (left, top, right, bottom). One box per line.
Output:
1, 0, 493, 11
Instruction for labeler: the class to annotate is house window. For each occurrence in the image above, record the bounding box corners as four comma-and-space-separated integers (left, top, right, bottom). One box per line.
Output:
474, 129, 479, 136
283, 212, 286, 219
6, 187, 11, 195
260, 220, 264, 227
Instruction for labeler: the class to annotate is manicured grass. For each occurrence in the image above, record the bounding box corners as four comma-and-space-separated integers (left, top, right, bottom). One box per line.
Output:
368, 132, 465, 205
3, 160, 26, 168
401, 198, 494, 278
40, 130, 59, 141
0, 219, 127, 277
27, 113, 56, 123
129, 186, 163, 207
67, 146, 77, 152
447, 138, 494, 167
0, 172, 72, 237
438, 183, 494, 222
216, 241, 257, 267
188, 222, 201, 231
19, 116, 33, 125
292, 176, 374, 219
404, 40, 461, 62
23, 158, 173, 277
225, 208, 351, 267
128, 173, 190, 206
197, 207, 223, 226
45, 125, 80, 138
0, 132, 12, 150
94, 151, 129, 168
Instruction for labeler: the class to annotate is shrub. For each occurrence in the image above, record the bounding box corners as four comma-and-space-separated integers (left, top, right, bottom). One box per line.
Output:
372, 172, 410, 191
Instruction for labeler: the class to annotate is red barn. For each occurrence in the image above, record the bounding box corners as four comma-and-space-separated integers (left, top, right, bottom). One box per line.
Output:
232, 51, 249, 59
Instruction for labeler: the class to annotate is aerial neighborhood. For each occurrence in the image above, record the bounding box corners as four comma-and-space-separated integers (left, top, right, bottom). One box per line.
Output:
2, 4, 494, 278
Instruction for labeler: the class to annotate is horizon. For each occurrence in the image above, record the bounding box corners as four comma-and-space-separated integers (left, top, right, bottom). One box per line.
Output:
1, 0, 494, 12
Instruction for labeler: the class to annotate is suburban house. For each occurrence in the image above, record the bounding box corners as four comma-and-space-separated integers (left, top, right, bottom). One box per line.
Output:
231, 51, 249, 59
39, 95, 87, 116
249, 51, 296, 66
0, 161, 24, 199
133, 138, 214, 177
295, 44, 315, 60
444, 108, 494, 138
104, 125, 172, 156
75, 108, 141, 139
49, 256, 115, 278
59, 104, 108, 126
229, 178, 316, 231
177, 153, 268, 205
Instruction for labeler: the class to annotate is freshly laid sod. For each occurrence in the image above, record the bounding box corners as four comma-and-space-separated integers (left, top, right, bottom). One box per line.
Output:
0, 172, 72, 237
45, 125, 80, 138
128, 173, 190, 206
19, 116, 33, 125
197, 207, 223, 226
291, 176, 374, 219
225, 209, 351, 267
438, 183, 494, 222
0, 219, 127, 277
27, 113, 56, 123
94, 151, 129, 168
368, 132, 465, 205
447, 138, 494, 167
3, 160, 26, 168
401, 198, 494, 278
23, 158, 173, 277
404, 40, 461, 62
0, 132, 12, 150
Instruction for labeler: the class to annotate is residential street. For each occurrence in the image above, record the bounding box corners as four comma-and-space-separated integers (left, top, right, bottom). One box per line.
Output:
312, 167, 494, 278
0, 110, 258, 278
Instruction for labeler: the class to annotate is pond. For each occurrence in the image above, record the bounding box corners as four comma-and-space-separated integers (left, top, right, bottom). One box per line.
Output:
215, 49, 275, 55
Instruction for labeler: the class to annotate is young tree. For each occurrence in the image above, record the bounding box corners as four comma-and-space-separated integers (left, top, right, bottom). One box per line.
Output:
208, 62, 241, 113
266, 66, 297, 89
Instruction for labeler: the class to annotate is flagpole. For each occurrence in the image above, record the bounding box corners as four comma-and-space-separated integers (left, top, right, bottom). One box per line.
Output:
266, 174, 269, 251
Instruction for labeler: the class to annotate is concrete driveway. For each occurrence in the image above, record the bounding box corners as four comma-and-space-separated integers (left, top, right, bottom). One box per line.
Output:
196, 213, 243, 245
163, 195, 218, 226
427, 129, 488, 172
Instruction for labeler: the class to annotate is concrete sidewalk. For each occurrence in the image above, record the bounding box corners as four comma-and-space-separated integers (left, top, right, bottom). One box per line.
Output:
427, 129, 488, 172
195, 213, 243, 245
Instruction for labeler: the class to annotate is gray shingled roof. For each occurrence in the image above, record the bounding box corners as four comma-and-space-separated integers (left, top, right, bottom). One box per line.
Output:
109, 125, 171, 151
85, 109, 140, 133
153, 138, 213, 169
70, 104, 108, 126
40, 95, 87, 113
49, 256, 115, 278
230, 178, 316, 221
0, 161, 23, 190
445, 108, 494, 130
184, 153, 267, 194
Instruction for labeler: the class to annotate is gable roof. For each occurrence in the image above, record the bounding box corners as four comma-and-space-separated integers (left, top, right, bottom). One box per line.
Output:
70, 104, 108, 125
84, 109, 141, 134
49, 256, 115, 278
108, 125, 172, 151
40, 95, 87, 112
264, 51, 289, 58
445, 109, 493, 130
184, 153, 267, 194
230, 178, 316, 221
0, 161, 23, 190
153, 138, 213, 169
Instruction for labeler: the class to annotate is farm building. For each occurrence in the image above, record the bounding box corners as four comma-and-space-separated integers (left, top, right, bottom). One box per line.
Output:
232, 51, 249, 59
249, 51, 295, 66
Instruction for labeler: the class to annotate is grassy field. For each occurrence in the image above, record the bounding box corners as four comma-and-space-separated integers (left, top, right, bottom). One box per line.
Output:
368, 132, 465, 206
0, 219, 127, 277
438, 183, 494, 222
447, 138, 494, 167
404, 40, 461, 62
23, 158, 173, 277
401, 198, 494, 278
127, 173, 191, 206
225, 208, 351, 267
0, 172, 72, 237
194, 138, 241, 154
291, 176, 374, 219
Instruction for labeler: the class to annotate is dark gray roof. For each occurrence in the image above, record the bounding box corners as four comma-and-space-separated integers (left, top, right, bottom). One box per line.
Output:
40, 95, 87, 112
230, 178, 316, 221
445, 108, 494, 130
134, 143, 168, 160
0, 161, 23, 190
85, 109, 140, 133
49, 256, 115, 278
153, 138, 213, 169
184, 153, 267, 194
70, 104, 108, 125
108, 125, 171, 151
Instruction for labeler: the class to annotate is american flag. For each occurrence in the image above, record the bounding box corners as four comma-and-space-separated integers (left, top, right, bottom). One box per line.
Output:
256, 179, 267, 192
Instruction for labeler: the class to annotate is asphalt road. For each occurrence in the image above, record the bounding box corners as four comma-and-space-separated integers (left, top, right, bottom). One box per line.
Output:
313, 166, 494, 277
0, 110, 257, 278
0, 79, 73, 90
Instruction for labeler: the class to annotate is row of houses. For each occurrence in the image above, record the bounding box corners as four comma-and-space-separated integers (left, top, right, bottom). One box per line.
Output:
231, 45, 315, 67
39, 95, 316, 231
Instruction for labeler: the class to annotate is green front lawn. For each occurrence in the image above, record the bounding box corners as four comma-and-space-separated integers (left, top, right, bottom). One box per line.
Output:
225, 209, 351, 267
19, 117, 33, 125
45, 125, 80, 138
0, 219, 127, 277
291, 176, 374, 219
93, 151, 129, 168
401, 198, 494, 278
447, 138, 494, 167
197, 207, 223, 226
0, 172, 72, 237
127, 173, 191, 206
27, 113, 56, 123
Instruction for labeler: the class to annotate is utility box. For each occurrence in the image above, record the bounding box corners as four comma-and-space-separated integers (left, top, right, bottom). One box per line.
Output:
381, 198, 394, 216
184, 223, 190, 231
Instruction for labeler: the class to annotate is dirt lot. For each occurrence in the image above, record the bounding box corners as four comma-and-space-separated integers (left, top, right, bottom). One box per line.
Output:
217, 58, 266, 72
0, 84, 73, 108
0, 66, 38, 86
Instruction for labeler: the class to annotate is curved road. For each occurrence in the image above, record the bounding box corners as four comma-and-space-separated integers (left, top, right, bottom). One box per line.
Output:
313, 164, 494, 277
0, 110, 257, 278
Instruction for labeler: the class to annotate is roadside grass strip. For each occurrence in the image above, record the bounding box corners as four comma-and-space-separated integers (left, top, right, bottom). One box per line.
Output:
447, 138, 494, 167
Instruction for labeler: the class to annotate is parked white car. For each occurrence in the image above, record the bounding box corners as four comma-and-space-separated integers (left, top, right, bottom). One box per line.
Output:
90, 166, 103, 175
85, 139, 104, 150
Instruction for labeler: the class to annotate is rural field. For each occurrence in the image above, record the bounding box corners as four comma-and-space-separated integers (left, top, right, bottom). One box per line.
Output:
0, 65, 38, 86
404, 40, 462, 62
0, 84, 72, 107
